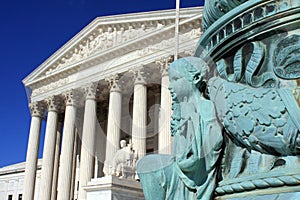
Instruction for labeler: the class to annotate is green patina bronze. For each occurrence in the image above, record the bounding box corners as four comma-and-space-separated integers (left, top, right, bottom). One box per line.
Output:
138, 57, 223, 199
138, 0, 300, 199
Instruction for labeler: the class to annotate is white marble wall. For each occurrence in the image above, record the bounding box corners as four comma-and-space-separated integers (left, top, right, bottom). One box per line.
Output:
0, 161, 41, 200
0, 159, 81, 200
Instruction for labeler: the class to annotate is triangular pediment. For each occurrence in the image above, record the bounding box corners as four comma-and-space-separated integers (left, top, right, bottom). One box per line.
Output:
23, 7, 203, 90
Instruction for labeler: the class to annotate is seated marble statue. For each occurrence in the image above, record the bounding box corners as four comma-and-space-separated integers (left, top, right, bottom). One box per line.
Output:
137, 57, 223, 200
112, 140, 137, 179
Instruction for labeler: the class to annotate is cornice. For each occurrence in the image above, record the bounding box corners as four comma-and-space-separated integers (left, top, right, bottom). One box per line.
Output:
23, 7, 203, 88
30, 37, 198, 102
0, 159, 43, 176
92, 6, 202, 25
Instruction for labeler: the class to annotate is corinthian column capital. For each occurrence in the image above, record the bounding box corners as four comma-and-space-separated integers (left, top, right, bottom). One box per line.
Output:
130, 67, 147, 85
62, 89, 79, 106
29, 101, 46, 117
82, 82, 99, 100
105, 74, 121, 93
156, 55, 174, 77
45, 96, 63, 112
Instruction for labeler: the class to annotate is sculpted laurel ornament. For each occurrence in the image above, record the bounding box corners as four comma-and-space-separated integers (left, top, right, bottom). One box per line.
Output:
273, 34, 300, 80
216, 41, 277, 88
216, 173, 300, 195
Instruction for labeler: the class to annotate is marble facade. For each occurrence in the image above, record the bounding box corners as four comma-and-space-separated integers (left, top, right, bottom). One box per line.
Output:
19, 7, 203, 200
0, 160, 42, 200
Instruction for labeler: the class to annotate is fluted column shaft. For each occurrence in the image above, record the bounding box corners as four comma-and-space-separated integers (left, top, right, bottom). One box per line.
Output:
132, 70, 147, 159
104, 76, 122, 176
78, 83, 98, 200
51, 115, 63, 200
94, 155, 99, 178
57, 91, 77, 200
153, 94, 160, 152
23, 102, 45, 200
70, 129, 78, 200
159, 68, 172, 154
39, 96, 61, 200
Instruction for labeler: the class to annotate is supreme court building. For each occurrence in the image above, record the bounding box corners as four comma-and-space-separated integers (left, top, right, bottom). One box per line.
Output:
0, 7, 203, 200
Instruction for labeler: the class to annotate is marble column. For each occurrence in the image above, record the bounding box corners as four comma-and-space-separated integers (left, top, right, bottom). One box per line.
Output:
153, 93, 160, 152
23, 102, 45, 200
51, 114, 63, 200
131, 69, 147, 159
39, 96, 61, 200
70, 129, 78, 200
57, 90, 77, 200
104, 75, 122, 176
158, 57, 173, 154
94, 155, 99, 178
78, 82, 98, 200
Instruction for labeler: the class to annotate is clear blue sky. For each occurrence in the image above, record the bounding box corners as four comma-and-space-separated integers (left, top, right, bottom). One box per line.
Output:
0, 0, 204, 168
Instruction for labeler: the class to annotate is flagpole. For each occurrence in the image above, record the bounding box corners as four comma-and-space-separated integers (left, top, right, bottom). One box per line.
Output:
174, 0, 180, 61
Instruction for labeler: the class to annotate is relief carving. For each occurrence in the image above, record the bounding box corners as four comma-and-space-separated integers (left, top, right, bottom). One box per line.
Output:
45, 23, 161, 76
273, 34, 300, 80
138, 0, 300, 199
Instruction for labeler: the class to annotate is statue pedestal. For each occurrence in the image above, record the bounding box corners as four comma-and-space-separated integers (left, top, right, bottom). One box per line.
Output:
84, 175, 145, 200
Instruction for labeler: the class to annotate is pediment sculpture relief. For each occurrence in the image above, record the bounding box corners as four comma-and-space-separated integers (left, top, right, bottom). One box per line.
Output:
45, 22, 164, 76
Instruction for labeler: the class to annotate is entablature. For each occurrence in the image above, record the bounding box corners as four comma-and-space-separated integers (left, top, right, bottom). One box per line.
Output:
23, 7, 202, 89
30, 36, 198, 102
24, 7, 203, 102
